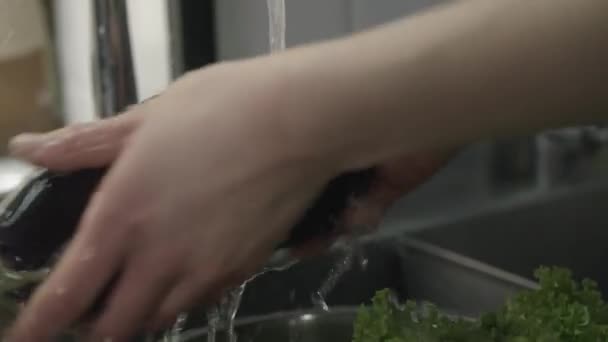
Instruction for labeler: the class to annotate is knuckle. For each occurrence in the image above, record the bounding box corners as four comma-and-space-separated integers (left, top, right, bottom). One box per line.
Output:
84, 201, 150, 242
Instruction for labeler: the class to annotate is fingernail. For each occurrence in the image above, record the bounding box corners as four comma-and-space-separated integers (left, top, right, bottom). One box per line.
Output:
8, 133, 48, 158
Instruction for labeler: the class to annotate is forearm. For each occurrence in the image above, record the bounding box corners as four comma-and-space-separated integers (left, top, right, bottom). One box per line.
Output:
283, 0, 608, 170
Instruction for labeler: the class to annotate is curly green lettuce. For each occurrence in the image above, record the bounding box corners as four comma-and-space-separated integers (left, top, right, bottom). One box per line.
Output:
353, 267, 608, 342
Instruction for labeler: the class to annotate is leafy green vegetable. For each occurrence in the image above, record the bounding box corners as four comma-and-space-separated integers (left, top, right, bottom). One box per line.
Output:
353, 267, 608, 342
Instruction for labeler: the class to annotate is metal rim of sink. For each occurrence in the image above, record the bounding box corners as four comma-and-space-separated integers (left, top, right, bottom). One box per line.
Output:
179, 306, 359, 341
178, 305, 476, 341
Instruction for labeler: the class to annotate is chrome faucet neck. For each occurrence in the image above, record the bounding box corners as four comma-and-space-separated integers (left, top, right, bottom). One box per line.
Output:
92, 0, 137, 117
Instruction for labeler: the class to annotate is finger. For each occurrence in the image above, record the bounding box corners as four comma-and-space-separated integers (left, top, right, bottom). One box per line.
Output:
8, 112, 143, 171
87, 251, 179, 342
146, 278, 209, 332
147, 263, 234, 333
7, 191, 130, 341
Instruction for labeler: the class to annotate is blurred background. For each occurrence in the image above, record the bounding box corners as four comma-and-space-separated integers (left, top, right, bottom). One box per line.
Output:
1, 0, 608, 230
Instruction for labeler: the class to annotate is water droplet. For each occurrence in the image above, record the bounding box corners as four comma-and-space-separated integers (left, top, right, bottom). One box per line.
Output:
162, 313, 188, 342
311, 291, 330, 312
360, 258, 369, 270
312, 245, 356, 311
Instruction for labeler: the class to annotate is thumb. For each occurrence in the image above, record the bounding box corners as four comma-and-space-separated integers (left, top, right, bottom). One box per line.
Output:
9, 111, 144, 171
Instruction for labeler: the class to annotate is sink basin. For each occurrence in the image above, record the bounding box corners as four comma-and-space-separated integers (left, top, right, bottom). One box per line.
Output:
414, 182, 608, 294
176, 236, 535, 336
5, 230, 536, 341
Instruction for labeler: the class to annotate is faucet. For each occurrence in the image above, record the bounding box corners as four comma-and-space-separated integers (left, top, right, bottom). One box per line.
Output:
91, 0, 186, 116
92, 0, 138, 117
0, 0, 165, 199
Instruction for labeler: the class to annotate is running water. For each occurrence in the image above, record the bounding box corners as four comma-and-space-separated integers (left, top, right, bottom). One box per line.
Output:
311, 244, 355, 311
201, 260, 297, 342
202, 2, 288, 341
206, 306, 220, 342
221, 284, 246, 342
311, 232, 369, 312
266, 0, 286, 53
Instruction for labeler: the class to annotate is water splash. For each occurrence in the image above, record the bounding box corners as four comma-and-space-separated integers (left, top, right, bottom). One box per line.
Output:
205, 306, 220, 342
161, 313, 189, 342
222, 285, 246, 342
311, 222, 371, 311
311, 243, 356, 311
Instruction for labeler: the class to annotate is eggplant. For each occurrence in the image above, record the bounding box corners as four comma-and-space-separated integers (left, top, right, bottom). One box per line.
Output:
0, 166, 375, 307
0, 168, 107, 271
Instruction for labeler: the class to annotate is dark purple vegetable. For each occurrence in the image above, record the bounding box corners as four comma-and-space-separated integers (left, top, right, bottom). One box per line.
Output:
0, 165, 375, 308
0, 168, 107, 271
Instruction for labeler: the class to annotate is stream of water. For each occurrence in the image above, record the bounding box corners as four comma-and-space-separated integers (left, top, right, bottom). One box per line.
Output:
201, 2, 288, 341
267, 0, 286, 53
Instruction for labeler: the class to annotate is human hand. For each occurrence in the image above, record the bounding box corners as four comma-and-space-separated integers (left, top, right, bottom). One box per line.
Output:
6, 59, 342, 341
6, 59, 452, 341
7, 98, 453, 261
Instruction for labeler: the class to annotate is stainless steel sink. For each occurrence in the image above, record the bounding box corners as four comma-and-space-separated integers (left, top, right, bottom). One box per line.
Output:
171, 178, 608, 341
414, 182, 608, 294
174, 236, 535, 338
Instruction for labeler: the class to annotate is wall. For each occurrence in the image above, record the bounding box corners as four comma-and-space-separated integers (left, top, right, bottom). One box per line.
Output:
215, 0, 446, 60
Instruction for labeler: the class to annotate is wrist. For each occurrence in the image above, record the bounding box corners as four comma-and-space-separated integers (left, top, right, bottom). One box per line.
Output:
272, 38, 396, 174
